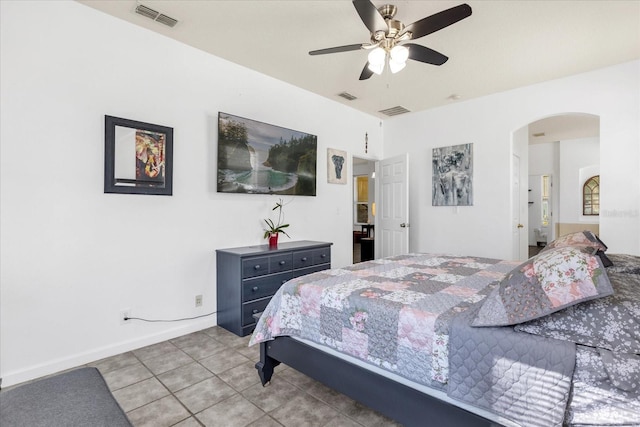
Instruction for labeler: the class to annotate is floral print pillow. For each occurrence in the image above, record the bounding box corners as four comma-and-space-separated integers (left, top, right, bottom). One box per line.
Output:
542, 230, 613, 267
543, 230, 607, 252
515, 271, 640, 353
472, 246, 613, 327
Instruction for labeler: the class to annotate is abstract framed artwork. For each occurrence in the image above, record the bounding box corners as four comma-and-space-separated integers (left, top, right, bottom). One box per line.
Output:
217, 112, 317, 196
104, 115, 173, 196
327, 148, 347, 184
432, 143, 473, 206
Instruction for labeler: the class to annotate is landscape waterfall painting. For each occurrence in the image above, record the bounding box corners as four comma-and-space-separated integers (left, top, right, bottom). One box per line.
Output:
432, 143, 473, 206
217, 112, 317, 196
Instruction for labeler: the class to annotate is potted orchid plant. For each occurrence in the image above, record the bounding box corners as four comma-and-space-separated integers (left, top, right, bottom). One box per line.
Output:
263, 198, 290, 247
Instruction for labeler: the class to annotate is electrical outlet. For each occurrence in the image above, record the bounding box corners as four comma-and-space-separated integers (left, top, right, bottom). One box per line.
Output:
195, 295, 203, 307
120, 308, 131, 325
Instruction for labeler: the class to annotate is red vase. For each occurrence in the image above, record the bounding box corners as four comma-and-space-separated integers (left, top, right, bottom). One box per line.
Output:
268, 233, 279, 248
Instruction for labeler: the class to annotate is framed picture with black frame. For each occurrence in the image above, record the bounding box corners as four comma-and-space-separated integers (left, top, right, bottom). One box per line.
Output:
104, 115, 173, 196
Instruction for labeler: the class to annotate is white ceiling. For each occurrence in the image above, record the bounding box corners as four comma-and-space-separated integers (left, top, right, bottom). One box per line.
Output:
77, 0, 636, 142
77, 0, 639, 120
528, 114, 600, 144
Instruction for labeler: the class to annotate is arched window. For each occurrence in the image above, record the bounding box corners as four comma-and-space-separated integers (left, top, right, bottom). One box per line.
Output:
583, 175, 599, 215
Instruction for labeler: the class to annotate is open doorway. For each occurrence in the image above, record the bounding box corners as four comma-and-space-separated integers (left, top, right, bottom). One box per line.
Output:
352, 157, 376, 263
513, 113, 600, 260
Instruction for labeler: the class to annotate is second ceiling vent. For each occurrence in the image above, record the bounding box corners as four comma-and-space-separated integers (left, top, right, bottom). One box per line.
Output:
338, 92, 358, 101
379, 106, 411, 117
135, 4, 178, 28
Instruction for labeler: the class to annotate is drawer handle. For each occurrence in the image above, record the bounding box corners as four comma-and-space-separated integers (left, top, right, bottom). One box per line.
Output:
254, 265, 261, 270
301, 257, 308, 262
279, 260, 286, 265
320, 254, 326, 258
252, 286, 259, 292
252, 309, 259, 314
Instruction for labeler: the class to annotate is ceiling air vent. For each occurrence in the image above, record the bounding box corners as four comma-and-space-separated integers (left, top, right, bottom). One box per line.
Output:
379, 106, 411, 116
155, 14, 178, 28
338, 92, 357, 101
135, 4, 178, 27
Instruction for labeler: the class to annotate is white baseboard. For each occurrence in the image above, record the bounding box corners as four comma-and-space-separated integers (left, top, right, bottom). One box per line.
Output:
2, 318, 216, 388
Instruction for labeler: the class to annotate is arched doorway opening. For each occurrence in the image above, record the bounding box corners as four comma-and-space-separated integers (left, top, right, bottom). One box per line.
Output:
512, 113, 600, 260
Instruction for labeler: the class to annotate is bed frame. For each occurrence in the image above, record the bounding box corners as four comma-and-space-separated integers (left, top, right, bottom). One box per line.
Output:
256, 337, 502, 427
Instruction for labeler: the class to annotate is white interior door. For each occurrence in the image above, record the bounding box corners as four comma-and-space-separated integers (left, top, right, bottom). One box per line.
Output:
378, 153, 409, 258
512, 153, 524, 260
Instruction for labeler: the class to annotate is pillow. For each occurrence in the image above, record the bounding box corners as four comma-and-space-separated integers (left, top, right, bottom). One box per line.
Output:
515, 271, 640, 353
543, 230, 607, 252
471, 246, 614, 327
542, 230, 612, 267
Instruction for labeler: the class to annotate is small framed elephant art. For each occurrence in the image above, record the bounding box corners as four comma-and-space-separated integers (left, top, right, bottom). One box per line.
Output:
327, 148, 347, 184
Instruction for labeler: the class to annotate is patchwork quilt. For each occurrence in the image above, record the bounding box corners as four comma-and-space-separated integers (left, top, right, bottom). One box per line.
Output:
249, 253, 518, 388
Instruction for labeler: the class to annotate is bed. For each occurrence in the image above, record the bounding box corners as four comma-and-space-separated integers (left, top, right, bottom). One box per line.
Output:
249, 231, 640, 427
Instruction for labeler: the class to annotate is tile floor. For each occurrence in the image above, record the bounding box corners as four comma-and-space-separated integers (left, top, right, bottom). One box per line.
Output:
528, 245, 544, 258
87, 326, 400, 427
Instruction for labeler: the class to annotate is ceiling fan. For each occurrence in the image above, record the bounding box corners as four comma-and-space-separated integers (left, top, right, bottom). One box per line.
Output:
309, 0, 472, 80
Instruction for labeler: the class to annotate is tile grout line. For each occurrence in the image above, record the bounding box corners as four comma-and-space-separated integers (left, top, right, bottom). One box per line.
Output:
91, 327, 382, 427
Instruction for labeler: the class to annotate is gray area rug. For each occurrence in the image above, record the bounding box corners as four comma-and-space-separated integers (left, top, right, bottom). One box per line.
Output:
1, 367, 132, 427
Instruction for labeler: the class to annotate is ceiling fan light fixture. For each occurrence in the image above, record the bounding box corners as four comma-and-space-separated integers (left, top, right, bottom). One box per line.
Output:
390, 45, 409, 63
367, 61, 385, 75
367, 47, 386, 75
389, 45, 408, 73
389, 60, 406, 74
367, 47, 386, 66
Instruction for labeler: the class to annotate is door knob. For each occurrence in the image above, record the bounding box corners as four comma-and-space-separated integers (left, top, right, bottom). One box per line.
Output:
517, 224, 524, 228
400, 223, 408, 228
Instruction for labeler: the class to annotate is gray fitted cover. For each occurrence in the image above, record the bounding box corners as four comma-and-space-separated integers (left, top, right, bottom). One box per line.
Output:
566, 345, 640, 426
447, 303, 576, 427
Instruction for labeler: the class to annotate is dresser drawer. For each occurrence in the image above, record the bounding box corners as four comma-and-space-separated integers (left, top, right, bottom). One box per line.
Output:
270, 253, 292, 273
313, 247, 331, 265
293, 250, 314, 269
294, 263, 330, 278
242, 256, 269, 278
242, 271, 292, 301
242, 298, 271, 326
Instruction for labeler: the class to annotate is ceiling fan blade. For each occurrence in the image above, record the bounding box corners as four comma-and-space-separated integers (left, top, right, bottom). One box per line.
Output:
309, 44, 363, 56
359, 63, 374, 80
353, 0, 387, 34
401, 4, 472, 40
405, 43, 449, 66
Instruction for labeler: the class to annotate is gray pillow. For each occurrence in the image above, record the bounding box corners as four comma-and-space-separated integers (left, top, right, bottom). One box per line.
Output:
515, 271, 640, 353
472, 246, 613, 327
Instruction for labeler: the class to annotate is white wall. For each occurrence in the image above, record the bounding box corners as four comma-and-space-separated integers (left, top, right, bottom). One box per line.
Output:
559, 137, 600, 224
529, 136, 600, 245
0, 1, 382, 386
384, 61, 639, 260
528, 141, 561, 245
